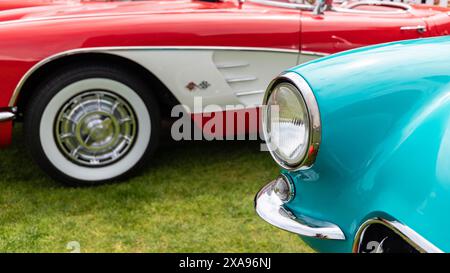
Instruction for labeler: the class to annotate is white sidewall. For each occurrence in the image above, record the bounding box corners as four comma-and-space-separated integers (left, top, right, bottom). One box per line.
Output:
40, 78, 151, 182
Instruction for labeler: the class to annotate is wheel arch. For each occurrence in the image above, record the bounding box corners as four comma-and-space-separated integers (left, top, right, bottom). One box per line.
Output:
15, 51, 180, 119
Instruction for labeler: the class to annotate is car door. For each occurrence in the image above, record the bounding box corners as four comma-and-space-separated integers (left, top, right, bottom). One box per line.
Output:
300, 2, 431, 57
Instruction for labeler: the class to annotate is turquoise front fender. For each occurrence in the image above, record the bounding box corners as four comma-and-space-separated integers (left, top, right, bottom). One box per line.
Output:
282, 36, 450, 252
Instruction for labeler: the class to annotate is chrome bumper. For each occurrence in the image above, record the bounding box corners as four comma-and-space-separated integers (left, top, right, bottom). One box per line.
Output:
0, 109, 15, 122
255, 180, 346, 240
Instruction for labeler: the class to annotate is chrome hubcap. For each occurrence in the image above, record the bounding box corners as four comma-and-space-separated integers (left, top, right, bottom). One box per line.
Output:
55, 90, 137, 167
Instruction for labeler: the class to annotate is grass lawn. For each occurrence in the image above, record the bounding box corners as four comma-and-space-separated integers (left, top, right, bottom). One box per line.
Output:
0, 125, 313, 253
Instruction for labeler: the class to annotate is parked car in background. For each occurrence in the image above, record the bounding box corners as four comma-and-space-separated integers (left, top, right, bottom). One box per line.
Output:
255, 36, 450, 253
1, 0, 450, 186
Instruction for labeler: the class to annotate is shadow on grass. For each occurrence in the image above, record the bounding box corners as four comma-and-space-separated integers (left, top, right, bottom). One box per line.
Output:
0, 124, 313, 253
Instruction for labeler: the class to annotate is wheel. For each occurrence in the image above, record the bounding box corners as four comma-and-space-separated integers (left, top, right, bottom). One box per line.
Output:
24, 64, 160, 186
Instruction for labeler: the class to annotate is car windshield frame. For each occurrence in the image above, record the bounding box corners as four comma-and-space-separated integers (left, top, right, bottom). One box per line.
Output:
248, 0, 412, 14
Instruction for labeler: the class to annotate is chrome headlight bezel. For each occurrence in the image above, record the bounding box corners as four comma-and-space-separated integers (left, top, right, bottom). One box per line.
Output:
262, 72, 321, 171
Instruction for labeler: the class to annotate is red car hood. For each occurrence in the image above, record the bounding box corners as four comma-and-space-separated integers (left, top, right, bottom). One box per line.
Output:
0, 0, 447, 23
0, 0, 73, 11
0, 0, 240, 23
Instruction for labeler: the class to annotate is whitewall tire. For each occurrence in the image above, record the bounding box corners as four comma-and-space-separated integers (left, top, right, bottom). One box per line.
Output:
25, 64, 160, 186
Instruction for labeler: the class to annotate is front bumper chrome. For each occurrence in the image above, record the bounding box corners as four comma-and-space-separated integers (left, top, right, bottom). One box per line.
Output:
0, 108, 15, 122
255, 180, 346, 240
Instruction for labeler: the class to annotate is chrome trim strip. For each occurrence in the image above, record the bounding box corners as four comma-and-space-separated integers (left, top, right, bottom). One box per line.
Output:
249, 0, 314, 10
262, 71, 322, 171
216, 62, 249, 69
255, 180, 345, 240
9, 46, 299, 107
226, 76, 257, 83
235, 90, 265, 97
0, 110, 15, 122
353, 218, 443, 253
301, 50, 329, 57
400, 25, 427, 33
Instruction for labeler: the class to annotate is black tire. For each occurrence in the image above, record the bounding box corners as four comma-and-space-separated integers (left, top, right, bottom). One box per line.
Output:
24, 64, 160, 186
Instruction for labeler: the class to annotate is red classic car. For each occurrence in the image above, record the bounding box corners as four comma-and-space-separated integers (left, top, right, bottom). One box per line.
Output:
0, 0, 449, 185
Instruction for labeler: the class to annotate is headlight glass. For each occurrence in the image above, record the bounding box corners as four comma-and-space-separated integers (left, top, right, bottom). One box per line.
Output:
264, 82, 310, 168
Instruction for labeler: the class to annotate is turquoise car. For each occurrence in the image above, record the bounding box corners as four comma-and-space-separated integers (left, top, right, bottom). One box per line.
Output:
255, 36, 450, 253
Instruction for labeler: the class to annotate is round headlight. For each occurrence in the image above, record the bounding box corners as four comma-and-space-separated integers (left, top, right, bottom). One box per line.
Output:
264, 82, 310, 167
263, 72, 321, 170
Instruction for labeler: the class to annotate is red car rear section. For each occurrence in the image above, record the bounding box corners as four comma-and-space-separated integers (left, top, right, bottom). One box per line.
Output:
0, 0, 450, 147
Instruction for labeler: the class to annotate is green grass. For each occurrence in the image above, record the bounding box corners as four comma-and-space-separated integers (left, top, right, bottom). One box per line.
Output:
0, 125, 312, 253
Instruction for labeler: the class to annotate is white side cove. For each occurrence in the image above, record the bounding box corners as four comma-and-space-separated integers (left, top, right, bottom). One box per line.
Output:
110, 49, 303, 113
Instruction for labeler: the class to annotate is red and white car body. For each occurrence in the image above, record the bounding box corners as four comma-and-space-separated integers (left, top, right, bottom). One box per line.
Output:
0, 0, 449, 184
